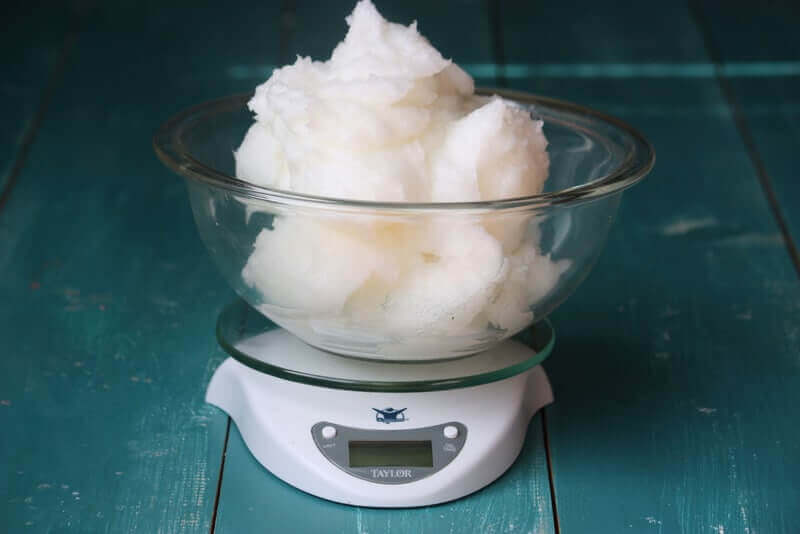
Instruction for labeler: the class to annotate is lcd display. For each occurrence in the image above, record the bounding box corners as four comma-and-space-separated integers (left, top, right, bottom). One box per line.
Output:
348, 440, 433, 468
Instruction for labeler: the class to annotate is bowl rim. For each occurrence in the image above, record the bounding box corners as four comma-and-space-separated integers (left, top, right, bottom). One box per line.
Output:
153, 88, 655, 213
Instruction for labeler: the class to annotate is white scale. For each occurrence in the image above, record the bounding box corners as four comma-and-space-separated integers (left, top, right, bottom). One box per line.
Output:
207, 300, 554, 507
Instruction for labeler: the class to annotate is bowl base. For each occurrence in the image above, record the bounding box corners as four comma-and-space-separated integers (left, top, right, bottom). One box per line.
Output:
215, 298, 555, 392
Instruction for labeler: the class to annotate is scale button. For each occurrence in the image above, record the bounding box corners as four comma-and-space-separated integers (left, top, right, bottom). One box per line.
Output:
321, 426, 337, 440
443, 425, 459, 439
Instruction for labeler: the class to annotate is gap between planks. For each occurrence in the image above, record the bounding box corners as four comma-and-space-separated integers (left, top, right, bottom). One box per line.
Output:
0, 22, 76, 214
209, 417, 232, 534
487, 2, 559, 530
688, 0, 800, 279
486, 0, 508, 88
541, 408, 561, 534
210, 299, 255, 532
208, 3, 297, 530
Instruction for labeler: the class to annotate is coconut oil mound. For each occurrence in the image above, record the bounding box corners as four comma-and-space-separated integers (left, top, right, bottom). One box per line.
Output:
235, 0, 568, 356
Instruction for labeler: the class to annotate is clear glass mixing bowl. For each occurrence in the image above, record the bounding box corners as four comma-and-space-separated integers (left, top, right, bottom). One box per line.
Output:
154, 90, 654, 361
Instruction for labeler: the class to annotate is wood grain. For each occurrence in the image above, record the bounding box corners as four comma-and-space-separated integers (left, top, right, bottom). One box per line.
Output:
0, 4, 71, 198
215, 417, 554, 534
694, 0, 800, 267
4, 1, 799, 532
0, 1, 281, 532
500, 2, 800, 532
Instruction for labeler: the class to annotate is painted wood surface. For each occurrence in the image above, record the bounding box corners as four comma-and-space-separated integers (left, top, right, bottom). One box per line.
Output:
3, 1, 799, 533
216, 419, 554, 534
695, 1, 800, 262
0, 2, 282, 532
0, 4, 70, 195
714, 74, 800, 272
500, 1, 708, 65
500, 1, 800, 532
212, 2, 555, 533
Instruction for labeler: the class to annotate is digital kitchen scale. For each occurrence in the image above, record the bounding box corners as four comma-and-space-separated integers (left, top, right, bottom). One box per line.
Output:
206, 299, 554, 507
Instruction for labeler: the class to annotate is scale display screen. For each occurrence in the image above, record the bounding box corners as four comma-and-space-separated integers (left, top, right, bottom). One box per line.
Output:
348, 440, 433, 468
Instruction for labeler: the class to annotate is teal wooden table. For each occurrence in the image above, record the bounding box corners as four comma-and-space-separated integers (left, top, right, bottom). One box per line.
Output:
2, 1, 798, 532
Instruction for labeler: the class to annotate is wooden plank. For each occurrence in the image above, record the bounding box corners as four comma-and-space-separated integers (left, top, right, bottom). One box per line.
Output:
500, 2, 800, 532
500, 0, 708, 65
694, 1, 800, 62
0, 2, 282, 532
213, 2, 555, 532
216, 416, 554, 534
0, 4, 70, 194
693, 1, 800, 263
721, 76, 800, 253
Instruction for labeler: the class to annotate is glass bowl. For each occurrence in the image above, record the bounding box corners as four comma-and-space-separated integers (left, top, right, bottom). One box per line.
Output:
154, 90, 654, 361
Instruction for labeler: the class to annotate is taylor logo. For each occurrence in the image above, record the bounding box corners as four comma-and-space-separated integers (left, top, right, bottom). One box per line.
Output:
370, 468, 412, 479
372, 407, 407, 424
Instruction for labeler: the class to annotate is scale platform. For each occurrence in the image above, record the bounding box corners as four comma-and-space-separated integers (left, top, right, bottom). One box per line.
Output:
207, 300, 555, 508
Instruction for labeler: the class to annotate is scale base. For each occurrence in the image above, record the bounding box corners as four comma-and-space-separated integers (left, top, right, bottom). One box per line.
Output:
206, 329, 553, 508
